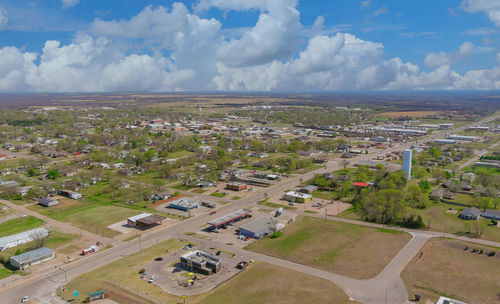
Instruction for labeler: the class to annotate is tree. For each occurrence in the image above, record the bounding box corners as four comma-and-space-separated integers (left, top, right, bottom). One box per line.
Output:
30, 230, 48, 249
15, 249, 23, 256
418, 180, 431, 192
47, 169, 61, 180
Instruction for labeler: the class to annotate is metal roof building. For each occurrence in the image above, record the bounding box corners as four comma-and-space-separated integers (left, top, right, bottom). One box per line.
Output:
208, 209, 252, 228
0, 228, 49, 251
127, 213, 166, 228
239, 217, 282, 239
10, 247, 54, 269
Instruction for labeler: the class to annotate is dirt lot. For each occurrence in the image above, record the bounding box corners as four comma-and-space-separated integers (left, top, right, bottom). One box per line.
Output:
246, 216, 411, 279
401, 238, 500, 304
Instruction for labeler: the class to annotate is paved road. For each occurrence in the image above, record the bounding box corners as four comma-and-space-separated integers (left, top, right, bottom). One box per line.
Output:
1, 113, 499, 304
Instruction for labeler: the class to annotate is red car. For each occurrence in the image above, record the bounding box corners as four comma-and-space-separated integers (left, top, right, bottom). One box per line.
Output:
209, 211, 216, 215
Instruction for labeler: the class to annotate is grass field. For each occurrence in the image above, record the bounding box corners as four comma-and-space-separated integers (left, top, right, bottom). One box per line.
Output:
201, 261, 357, 304
257, 198, 297, 210
0, 216, 44, 237
59, 239, 187, 304
245, 216, 411, 279
210, 192, 227, 198
166, 150, 194, 159
401, 239, 500, 304
312, 190, 336, 200
29, 203, 141, 238
416, 203, 500, 242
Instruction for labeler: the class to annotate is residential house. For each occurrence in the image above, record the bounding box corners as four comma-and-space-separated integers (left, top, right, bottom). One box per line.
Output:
459, 207, 481, 220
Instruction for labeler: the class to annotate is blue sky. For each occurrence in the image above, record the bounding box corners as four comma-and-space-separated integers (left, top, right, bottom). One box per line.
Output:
0, 0, 500, 92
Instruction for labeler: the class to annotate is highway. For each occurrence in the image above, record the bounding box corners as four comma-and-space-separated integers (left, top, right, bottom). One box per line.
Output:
0, 113, 499, 304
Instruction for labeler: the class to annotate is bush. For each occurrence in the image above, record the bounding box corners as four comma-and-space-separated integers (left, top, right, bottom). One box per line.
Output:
488, 251, 496, 257
12, 194, 22, 200
138, 268, 146, 274
471, 248, 478, 253
15, 249, 24, 256
463, 246, 468, 250
492, 219, 498, 225
270, 231, 283, 238
479, 249, 483, 254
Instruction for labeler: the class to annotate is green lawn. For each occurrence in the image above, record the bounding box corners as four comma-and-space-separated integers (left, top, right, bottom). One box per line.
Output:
29, 203, 141, 238
312, 190, 336, 200
416, 203, 500, 242
245, 216, 411, 279
166, 150, 194, 159
257, 199, 297, 210
0, 216, 44, 237
210, 192, 227, 198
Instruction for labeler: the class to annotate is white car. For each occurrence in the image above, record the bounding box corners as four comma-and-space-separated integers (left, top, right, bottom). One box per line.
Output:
148, 276, 156, 283
21, 296, 29, 303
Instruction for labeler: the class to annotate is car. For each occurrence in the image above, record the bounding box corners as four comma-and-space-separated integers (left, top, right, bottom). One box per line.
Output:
216, 250, 221, 256
209, 211, 216, 215
288, 202, 295, 206
226, 242, 233, 245
21, 296, 29, 303
141, 272, 148, 278
148, 276, 156, 283
154, 257, 163, 261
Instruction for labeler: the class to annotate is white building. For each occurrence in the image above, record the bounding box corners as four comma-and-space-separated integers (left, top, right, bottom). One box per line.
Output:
402, 149, 412, 180
0, 228, 49, 251
10, 247, 54, 269
447, 134, 477, 141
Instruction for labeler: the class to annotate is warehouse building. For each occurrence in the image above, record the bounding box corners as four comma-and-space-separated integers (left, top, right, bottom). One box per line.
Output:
447, 134, 477, 142
179, 250, 221, 275
127, 213, 166, 228
208, 209, 252, 229
38, 197, 60, 207
283, 191, 312, 203
0, 228, 49, 251
434, 139, 456, 144
168, 198, 201, 211
10, 247, 54, 269
239, 217, 283, 239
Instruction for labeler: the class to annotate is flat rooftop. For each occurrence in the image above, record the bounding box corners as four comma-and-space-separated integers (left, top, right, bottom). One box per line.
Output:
208, 209, 252, 226
169, 198, 201, 209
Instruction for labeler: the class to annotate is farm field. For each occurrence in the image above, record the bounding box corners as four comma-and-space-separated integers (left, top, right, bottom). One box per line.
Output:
245, 216, 411, 279
401, 239, 500, 304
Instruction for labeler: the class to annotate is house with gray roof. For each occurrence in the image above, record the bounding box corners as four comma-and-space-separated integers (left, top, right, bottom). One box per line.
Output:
459, 207, 481, 220
481, 209, 500, 221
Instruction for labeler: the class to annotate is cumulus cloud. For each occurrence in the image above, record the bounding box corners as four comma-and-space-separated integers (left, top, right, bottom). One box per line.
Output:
1, 2, 500, 92
197, 0, 301, 67
0, 7, 8, 30
461, 0, 500, 26
424, 42, 475, 68
62, 0, 79, 9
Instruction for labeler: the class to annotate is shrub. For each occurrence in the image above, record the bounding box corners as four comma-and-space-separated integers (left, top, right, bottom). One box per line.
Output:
463, 246, 468, 250
488, 251, 496, 257
270, 231, 283, 238
471, 248, 478, 253
138, 268, 146, 274
15, 249, 24, 256
479, 249, 483, 254
492, 219, 498, 225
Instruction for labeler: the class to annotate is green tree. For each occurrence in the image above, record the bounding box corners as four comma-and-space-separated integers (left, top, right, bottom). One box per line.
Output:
47, 169, 61, 180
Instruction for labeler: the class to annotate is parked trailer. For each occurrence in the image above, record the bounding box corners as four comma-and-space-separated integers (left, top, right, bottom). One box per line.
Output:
81, 245, 99, 255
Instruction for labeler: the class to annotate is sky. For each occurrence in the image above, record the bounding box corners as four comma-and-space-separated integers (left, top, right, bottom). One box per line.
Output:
1, 0, 500, 92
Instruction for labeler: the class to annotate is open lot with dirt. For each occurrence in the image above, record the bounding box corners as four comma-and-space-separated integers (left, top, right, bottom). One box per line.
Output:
245, 216, 412, 279
401, 238, 500, 304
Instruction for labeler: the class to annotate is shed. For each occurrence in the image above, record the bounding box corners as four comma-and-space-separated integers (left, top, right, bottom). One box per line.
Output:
299, 185, 318, 194
39, 197, 60, 207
